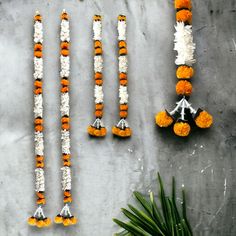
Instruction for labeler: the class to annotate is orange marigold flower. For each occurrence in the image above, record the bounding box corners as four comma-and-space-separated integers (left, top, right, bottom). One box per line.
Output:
62, 123, 70, 130
176, 80, 192, 96
37, 198, 46, 205
36, 192, 45, 199
120, 104, 128, 111
120, 111, 128, 118
173, 122, 191, 137
34, 88, 42, 94
36, 155, 44, 162
95, 110, 103, 118
35, 125, 43, 132
155, 111, 174, 127
34, 51, 43, 58
63, 160, 71, 167
95, 79, 103, 85
63, 218, 71, 227
34, 15, 42, 21
61, 117, 70, 123
120, 79, 128, 86
61, 49, 69, 56
70, 216, 77, 225
64, 191, 71, 197
95, 103, 103, 110
64, 196, 72, 203
36, 162, 44, 168
61, 12, 69, 20
95, 72, 102, 80
61, 79, 70, 86
43, 218, 51, 227
176, 9, 192, 24
28, 216, 36, 226
61, 42, 70, 49
34, 43, 43, 51
195, 110, 213, 128
119, 48, 127, 55
62, 154, 71, 160
34, 80, 42, 88
94, 40, 102, 48
175, 0, 192, 10
35, 118, 43, 125
54, 215, 63, 224
36, 220, 46, 228
119, 73, 127, 80
61, 87, 69, 93
95, 48, 102, 55
176, 66, 194, 79
119, 41, 127, 48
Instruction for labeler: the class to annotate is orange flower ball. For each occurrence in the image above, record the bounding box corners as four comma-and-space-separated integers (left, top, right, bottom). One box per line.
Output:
173, 122, 191, 137
175, 0, 192, 10
155, 111, 174, 127
176, 66, 194, 79
28, 216, 36, 226
43, 218, 51, 227
176, 80, 192, 96
54, 215, 63, 224
176, 9, 192, 24
70, 216, 77, 225
195, 110, 213, 128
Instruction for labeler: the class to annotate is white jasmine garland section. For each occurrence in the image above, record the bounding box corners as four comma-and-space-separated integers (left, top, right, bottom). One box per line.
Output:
60, 92, 70, 116
60, 56, 70, 78
94, 85, 104, 104
93, 20, 102, 40
34, 94, 43, 118
174, 21, 196, 66
35, 168, 45, 192
34, 21, 43, 43
60, 19, 70, 42
119, 56, 128, 73
61, 130, 70, 154
35, 131, 44, 156
34, 57, 43, 79
119, 85, 129, 104
61, 166, 72, 191
94, 55, 103, 72
118, 20, 126, 41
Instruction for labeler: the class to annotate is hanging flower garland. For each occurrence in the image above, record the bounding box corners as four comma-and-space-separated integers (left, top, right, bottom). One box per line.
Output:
54, 10, 77, 226
88, 15, 107, 137
112, 15, 132, 138
28, 11, 51, 228
155, 0, 213, 137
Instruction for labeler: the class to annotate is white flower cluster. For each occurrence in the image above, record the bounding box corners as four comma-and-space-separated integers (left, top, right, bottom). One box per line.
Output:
119, 86, 129, 104
34, 94, 43, 118
60, 92, 70, 116
60, 56, 70, 78
60, 19, 70, 42
35, 168, 45, 192
34, 57, 43, 79
94, 85, 104, 104
118, 20, 126, 41
61, 166, 71, 191
61, 130, 70, 154
119, 56, 128, 73
174, 22, 196, 66
94, 56, 103, 73
93, 20, 102, 41
34, 21, 43, 43
35, 131, 44, 156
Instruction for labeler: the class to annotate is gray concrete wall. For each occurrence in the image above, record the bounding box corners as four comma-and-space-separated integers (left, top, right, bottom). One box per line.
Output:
0, 0, 235, 235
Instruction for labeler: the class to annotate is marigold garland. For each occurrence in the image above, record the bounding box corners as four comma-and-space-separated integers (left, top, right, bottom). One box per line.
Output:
54, 10, 77, 226
88, 15, 107, 137
112, 15, 132, 138
155, 0, 213, 137
28, 11, 51, 228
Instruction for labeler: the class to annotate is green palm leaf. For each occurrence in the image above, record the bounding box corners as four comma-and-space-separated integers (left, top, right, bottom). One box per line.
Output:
113, 173, 193, 236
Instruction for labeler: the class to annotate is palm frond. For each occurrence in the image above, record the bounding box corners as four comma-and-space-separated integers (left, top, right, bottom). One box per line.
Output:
113, 173, 193, 236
